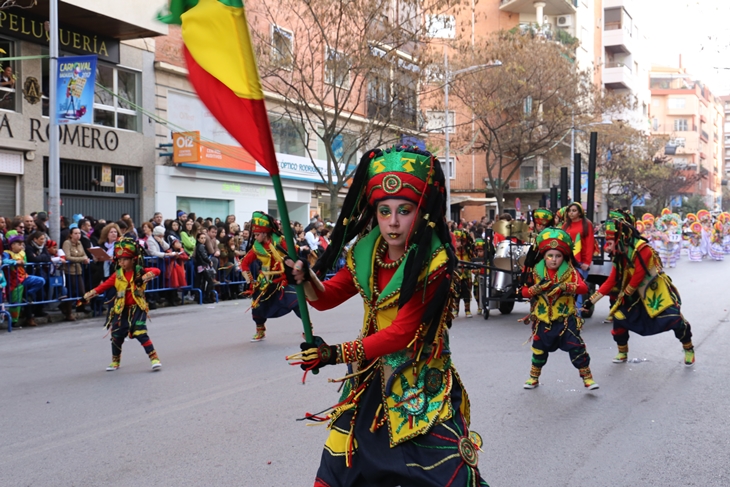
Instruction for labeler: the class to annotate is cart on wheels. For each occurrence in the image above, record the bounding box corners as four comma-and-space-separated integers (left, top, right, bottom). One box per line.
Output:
459, 221, 533, 320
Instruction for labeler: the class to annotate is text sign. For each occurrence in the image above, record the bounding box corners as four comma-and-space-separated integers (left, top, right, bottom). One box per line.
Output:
173, 131, 200, 163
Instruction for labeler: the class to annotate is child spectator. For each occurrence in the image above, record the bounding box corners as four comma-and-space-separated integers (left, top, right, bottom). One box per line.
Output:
165, 237, 188, 306
2, 231, 45, 327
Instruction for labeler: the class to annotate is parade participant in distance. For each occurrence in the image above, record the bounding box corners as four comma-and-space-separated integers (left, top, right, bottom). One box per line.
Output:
583, 211, 695, 366
453, 229, 475, 318
520, 228, 597, 390
2, 231, 45, 327
561, 202, 595, 309
239, 211, 301, 342
473, 238, 486, 315
83, 238, 162, 371
286, 146, 488, 487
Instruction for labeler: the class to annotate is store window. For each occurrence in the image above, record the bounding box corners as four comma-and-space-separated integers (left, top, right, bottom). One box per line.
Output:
0, 37, 18, 112
270, 113, 307, 157
177, 197, 233, 221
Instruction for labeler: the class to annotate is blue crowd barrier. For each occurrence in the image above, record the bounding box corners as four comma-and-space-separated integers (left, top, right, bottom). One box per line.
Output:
0, 255, 253, 332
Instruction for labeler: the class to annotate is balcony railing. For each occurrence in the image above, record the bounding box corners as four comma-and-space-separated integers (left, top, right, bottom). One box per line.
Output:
605, 62, 632, 72
700, 130, 709, 142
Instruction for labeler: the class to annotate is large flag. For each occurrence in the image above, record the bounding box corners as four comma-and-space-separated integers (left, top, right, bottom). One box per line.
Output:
160, 0, 279, 176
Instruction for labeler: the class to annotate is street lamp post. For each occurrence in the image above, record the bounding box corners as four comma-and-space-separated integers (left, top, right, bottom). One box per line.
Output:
443, 52, 501, 219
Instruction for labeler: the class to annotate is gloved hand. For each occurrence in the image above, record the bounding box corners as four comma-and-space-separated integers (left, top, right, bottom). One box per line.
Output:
286, 336, 339, 372
528, 279, 553, 297
83, 289, 97, 302
284, 258, 311, 285
547, 282, 578, 298
581, 299, 594, 313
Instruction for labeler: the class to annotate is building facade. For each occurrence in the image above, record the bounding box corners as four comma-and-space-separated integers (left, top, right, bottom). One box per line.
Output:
650, 65, 724, 209
0, 1, 164, 225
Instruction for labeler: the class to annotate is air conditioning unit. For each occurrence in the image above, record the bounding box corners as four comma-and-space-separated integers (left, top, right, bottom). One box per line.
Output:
557, 15, 572, 27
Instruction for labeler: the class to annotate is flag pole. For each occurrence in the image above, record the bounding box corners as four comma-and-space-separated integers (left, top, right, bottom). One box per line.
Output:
270, 173, 314, 344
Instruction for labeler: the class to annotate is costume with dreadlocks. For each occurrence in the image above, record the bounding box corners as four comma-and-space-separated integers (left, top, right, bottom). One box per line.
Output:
240, 211, 301, 342
520, 228, 597, 390
453, 229, 475, 318
286, 146, 488, 487
84, 238, 162, 371
584, 211, 695, 366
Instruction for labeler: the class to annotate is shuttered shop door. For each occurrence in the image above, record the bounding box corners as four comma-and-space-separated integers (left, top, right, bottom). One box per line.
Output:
60, 194, 138, 224
0, 175, 16, 217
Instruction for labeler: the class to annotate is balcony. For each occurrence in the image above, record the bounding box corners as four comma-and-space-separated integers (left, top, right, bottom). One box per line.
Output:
499, 0, 577, 15
700, 130, 709, 142
603, 62, 633, 90
604, 23, 634, 55
367, 97, 417, 130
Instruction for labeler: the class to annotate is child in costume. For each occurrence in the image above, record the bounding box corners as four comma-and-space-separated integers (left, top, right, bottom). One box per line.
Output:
1, 231, 45, 327
286, 146, 488, 487
521, 228, 598, 390
709, 221, 724, 261
686, 222, 703, 262
453, 229, 474, 318
83, 238, 162, 371
240, 211, 301, 342
583, 211, 695, 366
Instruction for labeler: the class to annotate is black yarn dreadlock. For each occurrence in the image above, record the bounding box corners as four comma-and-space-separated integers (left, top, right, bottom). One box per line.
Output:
611, 209, 650, 280
313, 146, 457, 336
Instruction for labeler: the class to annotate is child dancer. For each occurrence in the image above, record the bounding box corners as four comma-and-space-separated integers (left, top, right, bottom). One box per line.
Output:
84, 238, 162, 372
521, 228, 598, 390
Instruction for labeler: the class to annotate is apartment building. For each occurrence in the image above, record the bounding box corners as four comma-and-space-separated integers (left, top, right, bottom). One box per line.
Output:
0, 1, 164, 222
425, 0, 604, 221
650, 65, 724, 209
720, 95, 730, 178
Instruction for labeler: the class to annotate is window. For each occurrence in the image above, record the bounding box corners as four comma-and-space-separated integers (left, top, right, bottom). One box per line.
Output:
93, 64, 140, 131
426, 110, 455, 133
366, 46, 418, 129
674, 119, 688, 131
669, 137, 685, 147
523, 96, 533, 115
652, 118, 659, 131
325, 47, 350, 88
441, 157, 455, 180
271, 25, 293, 69
668, 97, 686, 109
426, 14, 455, 39
317, 128, 358, 165
270, 113, 307, 157
0, 37, 18, 112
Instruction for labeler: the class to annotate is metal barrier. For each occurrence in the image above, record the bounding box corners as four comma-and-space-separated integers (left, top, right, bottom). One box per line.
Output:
0, 255, 255, 332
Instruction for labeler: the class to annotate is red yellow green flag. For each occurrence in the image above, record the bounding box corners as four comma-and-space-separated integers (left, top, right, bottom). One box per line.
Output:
160, 0, 279, 176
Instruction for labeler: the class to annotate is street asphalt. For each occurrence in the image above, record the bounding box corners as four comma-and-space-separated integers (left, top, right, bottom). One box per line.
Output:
1, 253, 729, 487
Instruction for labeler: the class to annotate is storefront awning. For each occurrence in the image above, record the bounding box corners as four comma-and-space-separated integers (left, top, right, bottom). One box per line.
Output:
451, 196, 498, 207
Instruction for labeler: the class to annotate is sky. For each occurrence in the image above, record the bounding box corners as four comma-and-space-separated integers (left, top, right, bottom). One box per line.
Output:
640, 0, 730, 95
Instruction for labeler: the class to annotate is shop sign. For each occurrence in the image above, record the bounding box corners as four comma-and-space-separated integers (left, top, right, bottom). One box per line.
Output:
28, 117, 119, 151
56, 55, 96, 125
115, 175, 125, 193
172, 131, 200, 163
0, 11, 120, 63
256, 153, 331, 183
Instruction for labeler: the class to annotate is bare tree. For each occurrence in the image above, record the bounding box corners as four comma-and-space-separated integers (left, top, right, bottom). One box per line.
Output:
249, 0, 466, 220
447, 31, 622, 214
596, 124, 702, 214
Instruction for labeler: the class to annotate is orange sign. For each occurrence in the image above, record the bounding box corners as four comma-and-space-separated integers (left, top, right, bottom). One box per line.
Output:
173, 131, 200, 163
190, 141, 257, 173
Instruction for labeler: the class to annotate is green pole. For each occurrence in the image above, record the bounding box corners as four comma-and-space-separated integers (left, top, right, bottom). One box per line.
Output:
271, 174, 315, 346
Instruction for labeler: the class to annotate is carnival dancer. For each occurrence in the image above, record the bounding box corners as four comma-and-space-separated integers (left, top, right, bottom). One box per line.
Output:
473, 238, 486, 315
453, 229, 474, 318
686, 222, 704, 262
83, 238, 162, 371
660, 211, 682, 268
698, 209, 712, 258
239, 211, 301, 342
286, 146, 488, 487
583, 211, 695, 366
520, 228, 598, 390
561, 202, 595, 309
519, 208, 555, 290
709, 221, 725, 261
720, 212, 730, 254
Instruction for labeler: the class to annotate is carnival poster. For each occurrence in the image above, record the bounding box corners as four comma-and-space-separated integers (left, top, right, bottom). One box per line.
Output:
57, 55, 97, 124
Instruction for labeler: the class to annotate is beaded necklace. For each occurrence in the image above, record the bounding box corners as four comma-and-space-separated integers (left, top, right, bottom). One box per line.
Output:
374, 239, 406, 270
